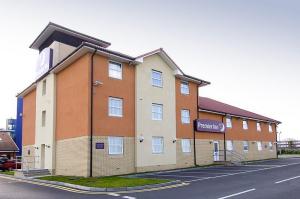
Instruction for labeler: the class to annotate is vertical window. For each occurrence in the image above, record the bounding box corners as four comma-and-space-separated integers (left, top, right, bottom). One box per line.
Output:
268, 142, 273, 150
257, 122, 261, 132
151, 70, 163, 87
181, 139, 191, 153
242, 120, 248, 130
152, 137, 164, 154
108, 137, 123, 155
42, 79, 47, 96
243, 141, 249, 151
226, 140, 234, 151
42, 110, 46, 127
108, 97, 123, 117
257, 141, 262, 151
226, 117, 232, 128
152, 104, 163, 120
109, 61, 122, 79
269, 124, 273, 132
180, 81, 189, 95
181, 109, 190, 124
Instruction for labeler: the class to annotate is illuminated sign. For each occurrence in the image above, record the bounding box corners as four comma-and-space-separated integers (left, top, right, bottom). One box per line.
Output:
194, 119, 225, 133
35, 48, 53, 79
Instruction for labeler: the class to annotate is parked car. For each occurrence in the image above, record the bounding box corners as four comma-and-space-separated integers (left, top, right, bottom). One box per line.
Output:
0, 159, 20, 171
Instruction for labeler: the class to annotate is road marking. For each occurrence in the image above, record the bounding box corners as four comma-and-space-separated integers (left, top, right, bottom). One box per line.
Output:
179, 171, 236, 175
107, 193, 120, 196
186, 162, 300, 183
122, 196, 136, 199
217, 188, 256, 199
146, 174, 204, 179
275, 176, 300, 184
242, 164, 278, 167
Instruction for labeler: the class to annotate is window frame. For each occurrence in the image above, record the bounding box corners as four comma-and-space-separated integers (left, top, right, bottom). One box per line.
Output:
269, 124, 273, 133
226, 117, 232, 128
181, 139, 191, 153
152, 103, 163, 121
257, 141, 262, 151
181, 109, 190, 124
257, 122, 261, 132
226, 140, 234, 151
151, 70, 163, 87
242, 120, 248, 130
152, 136, 164, 154
42, 79, 47, 96
180, 81, 190, 95
42, 110, 46, 127
268, 142, 273, 151
108, 97, 123, 117
243, 141, 249, 152
108, 61, 122, 80
108, 136, 124, 155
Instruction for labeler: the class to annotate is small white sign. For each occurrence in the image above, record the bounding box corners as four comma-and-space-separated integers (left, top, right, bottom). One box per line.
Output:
36, 48, 52, 79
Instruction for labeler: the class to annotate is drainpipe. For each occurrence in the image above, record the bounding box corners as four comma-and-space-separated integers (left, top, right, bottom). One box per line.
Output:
90, 49, 97, 177
194, 85, 199, 166
222, 116, 226, 162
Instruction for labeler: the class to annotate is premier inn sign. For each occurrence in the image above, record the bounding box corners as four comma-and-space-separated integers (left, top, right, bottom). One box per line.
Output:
194, 119, 226, 133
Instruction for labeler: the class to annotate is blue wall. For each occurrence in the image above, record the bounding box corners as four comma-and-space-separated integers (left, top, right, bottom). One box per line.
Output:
15, 97, 23, 156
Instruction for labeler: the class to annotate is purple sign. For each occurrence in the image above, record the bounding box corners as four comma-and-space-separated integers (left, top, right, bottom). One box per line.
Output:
194, 119, 225, 133
95, 143, 104, 149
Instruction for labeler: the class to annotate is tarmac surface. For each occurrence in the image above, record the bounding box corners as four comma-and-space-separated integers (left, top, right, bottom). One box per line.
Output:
1, 158, 300, 199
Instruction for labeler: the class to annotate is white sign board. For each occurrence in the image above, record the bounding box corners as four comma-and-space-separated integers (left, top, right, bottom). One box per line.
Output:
35, 48, 53, 80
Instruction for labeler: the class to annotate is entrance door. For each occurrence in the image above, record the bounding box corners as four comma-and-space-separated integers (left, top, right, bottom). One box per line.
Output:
213, 141, 220, 161
41, 144, 45, 169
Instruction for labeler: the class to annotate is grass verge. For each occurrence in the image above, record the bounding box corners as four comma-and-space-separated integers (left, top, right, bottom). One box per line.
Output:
37, 176, 170, 188
0, 171, 14, 176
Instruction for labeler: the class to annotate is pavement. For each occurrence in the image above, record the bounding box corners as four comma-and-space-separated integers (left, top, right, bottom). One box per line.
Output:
1, 158, 300, 199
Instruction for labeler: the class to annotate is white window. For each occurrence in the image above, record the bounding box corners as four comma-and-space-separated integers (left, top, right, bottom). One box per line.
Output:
257, 141, 262, 151
242, 120, 248, 130
181, 109, 190, 124
152, 137, 164, 154
42, 79, 47, 96
226, 117, 232, 128
151, 70, 163, 87
269, 124, 273, 132
181, 139, 191, 153
243, 141, 249, 151
180, 81, 189, 95
257, 122, 261, 132
226, 140, 234, 151
152, 104, 163, 120
109, 61, 122, 79
108, 137, 123, 155
269, 142, 273, 150
42, 110, 46, 127
108, 97, 123, 117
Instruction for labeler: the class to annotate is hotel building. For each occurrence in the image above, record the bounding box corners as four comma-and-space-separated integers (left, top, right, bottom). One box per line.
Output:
18, 23, 280, 177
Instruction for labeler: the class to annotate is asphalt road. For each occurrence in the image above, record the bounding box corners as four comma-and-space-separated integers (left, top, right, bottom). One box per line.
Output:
1, 158, 300, 199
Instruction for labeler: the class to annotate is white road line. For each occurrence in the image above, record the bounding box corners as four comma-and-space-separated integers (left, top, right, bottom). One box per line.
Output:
217, 188, 256, 199
147, 174, 204, 179
242, 164, 279, 167
275, 176, 300, 184
122, 196, 136, 199
179, 171, 236, 175
107, 193, 120, 196
186, 162, 300, 183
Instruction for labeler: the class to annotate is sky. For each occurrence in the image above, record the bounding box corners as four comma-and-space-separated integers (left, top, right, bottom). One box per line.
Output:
0, 0, 299, 140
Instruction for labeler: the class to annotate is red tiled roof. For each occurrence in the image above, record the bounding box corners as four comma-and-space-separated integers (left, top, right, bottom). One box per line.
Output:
199, 97, 281, 124
0, 132, 19, 152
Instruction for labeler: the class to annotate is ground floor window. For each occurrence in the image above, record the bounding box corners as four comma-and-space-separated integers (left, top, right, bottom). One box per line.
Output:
181, 139, 191, 153
269, 142, 273, 150
226, 140, 234, 151
257, 141, 262, 151
152, 137, 164, 154
108, 136, 123, 155
243, 141, 249, 152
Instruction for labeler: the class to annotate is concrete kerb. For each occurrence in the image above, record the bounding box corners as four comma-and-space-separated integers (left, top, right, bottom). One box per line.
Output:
0, 174, 183, 192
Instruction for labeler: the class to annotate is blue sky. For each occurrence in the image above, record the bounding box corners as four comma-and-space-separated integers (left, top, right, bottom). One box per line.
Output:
0, 0, 299, 139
